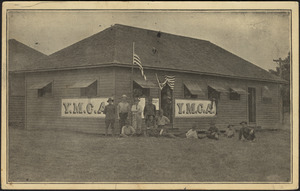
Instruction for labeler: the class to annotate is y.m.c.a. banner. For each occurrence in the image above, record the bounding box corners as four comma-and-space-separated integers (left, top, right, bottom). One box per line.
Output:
61, 98, 160, 118
175, 99, 216, 118
61, 98, 109, 118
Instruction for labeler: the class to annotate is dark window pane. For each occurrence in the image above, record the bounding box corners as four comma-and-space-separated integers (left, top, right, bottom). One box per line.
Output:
184, 85, 198, 99
38, 82, 52, 97
81, 81, 97, 97
230, 89, 240, 100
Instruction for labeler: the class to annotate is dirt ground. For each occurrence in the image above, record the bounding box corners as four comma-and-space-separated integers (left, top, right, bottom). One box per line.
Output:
8, 127, 291, 182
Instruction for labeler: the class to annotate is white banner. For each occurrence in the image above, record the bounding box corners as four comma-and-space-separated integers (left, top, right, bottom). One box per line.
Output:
175, 99, 216, 118
61, 98, 109, 118
61, 98, 160, 118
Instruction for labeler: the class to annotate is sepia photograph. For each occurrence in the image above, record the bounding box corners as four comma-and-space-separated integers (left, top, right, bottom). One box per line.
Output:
1, 1, 298, 190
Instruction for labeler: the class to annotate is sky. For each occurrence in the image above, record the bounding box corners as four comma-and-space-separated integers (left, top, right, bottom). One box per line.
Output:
7, 10, 291, 70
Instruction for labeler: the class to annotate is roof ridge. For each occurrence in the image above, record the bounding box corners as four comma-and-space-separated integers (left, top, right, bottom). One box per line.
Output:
113, 23, 211, 43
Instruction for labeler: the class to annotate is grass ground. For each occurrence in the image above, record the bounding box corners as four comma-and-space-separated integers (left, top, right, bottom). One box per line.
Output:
8, 127, 291, 182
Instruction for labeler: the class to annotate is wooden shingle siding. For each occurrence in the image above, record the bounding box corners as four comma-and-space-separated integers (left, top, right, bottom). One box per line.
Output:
24, 66, 282, 133
9, 96, 25, 128
9, 74, 25, 127
125, 69, 281, 131
25, 67, 116, 134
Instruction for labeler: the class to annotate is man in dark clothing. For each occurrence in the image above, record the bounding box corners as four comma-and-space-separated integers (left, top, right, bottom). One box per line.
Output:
207, 121, 219, 140
103, 97, 116, 137
143, 97, 156, 129
239, 121, 256, 141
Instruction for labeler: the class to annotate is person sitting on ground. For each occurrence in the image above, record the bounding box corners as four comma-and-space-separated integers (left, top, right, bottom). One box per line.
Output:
120, 120, 135, 137
225, 124, 235, 138
186, 124, 199, 139
239, 121, 256, 141
156, 109, 177, 138
206, 121, 219, 140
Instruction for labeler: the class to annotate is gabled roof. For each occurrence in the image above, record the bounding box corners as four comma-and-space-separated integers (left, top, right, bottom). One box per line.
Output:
12, 24, 285, 83
8, 39, 47, 71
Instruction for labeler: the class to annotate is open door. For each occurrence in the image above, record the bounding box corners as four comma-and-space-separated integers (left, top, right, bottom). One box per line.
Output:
161, 84, 173, 124
248, 87, 256, 123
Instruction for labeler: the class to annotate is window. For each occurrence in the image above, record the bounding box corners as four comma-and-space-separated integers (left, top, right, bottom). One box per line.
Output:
81, 81, 97, 97
261, 86, 272, 104
38, 82, 52, 97
183, 81, 204, 99
229, 89, 240, 100
208, 86, 220, 100
133, 81, 150, 98
230, 90, 240, 100
184, 85, 198, 99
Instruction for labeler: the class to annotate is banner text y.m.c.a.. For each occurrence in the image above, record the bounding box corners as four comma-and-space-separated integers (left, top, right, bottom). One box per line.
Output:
175, 99, 216, 118
61, 98, 108, 118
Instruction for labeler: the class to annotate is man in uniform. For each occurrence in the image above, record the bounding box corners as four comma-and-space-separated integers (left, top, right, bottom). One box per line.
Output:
103, 97, 116, 137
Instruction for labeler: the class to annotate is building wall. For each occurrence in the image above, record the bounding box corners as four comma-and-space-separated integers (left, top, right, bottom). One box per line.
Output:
115, 67, 281, 131
25, 67, 116, 133
9, 73, 25, 128
24, 66, 282, 133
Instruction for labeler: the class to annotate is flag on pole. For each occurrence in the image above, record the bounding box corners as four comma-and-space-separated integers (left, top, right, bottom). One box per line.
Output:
155, 73, 175, 90
155, 73, 166, 90
164, 75, 175, 90
133, 53, 147, 80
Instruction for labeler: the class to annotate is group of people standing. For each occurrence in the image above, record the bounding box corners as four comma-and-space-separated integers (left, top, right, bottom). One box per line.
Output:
103, 94, 256, 142
103, 94, 168, 137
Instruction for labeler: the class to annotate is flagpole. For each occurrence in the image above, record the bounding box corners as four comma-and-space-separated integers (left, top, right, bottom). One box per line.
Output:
132, 42, 134, 101
131, 42, 135, 125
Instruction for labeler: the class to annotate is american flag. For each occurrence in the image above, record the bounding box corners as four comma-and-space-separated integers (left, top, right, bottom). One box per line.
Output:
156, 74, 175, 90
164, 75, 175, 90
133, 53, 146, 80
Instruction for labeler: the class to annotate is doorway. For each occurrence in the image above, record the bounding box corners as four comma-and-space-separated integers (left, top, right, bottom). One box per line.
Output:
161, 84, 173, 124
248, 87, 256, 123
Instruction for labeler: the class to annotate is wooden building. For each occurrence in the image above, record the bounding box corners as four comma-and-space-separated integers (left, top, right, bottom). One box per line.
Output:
8, 24, 287, 133
8, 39, 47, 128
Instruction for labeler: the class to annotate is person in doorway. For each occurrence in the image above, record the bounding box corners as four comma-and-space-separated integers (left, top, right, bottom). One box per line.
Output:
117, 94, 130, 134
103, 97, 116, 137
206, 121, 219, 140
225, 125, 235, 138
186, 124, 199, 139
120, 120, 135, 137
239, 121, 256, 141
131, 97, 143, 135
144, 97, 156, 134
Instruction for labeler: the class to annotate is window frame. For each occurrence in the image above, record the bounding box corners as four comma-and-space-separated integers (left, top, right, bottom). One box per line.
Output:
37, 81, 53, 98
80, 80, 98, 98
208, 86, 220, 101
229, 88, 241, 101
183, 84, 198, 99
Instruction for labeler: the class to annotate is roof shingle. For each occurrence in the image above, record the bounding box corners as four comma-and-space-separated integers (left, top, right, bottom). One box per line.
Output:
10, 24, 285, 83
